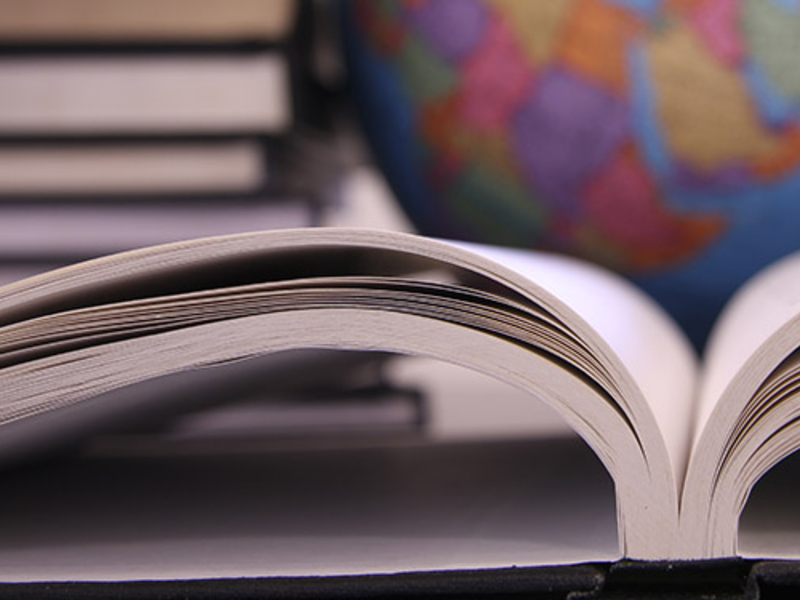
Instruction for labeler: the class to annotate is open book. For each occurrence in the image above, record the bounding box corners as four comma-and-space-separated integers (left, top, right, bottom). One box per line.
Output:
1, 227, 799, 564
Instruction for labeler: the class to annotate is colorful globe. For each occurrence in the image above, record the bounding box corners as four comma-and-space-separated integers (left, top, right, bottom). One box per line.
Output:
343, 0, 800, 347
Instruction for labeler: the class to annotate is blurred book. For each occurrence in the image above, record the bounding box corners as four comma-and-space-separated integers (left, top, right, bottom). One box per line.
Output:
0, 53, 291, 136
0, 140, 266, 196
0, 0, 297, 42
0, 198, 317, 261
0, 0, 345, 264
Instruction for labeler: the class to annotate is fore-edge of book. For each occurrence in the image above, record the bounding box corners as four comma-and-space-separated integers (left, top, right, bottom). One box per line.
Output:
0, 227, 799, 564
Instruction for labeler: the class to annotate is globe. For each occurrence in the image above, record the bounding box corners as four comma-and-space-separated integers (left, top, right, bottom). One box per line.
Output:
342, 0, 800, 348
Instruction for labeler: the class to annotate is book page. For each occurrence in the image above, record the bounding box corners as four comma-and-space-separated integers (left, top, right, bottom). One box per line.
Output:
0, 228, 692, 558
695, 251, 800, 442
682, 250, 800, 557
450, 242, 698, 485
0, 310, 624, 577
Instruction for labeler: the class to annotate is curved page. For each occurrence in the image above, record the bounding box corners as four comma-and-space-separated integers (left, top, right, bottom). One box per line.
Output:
684, 251, 800, 557
0, 229, 694, 558
450, 241, 698, 485
695, 251, 800, 440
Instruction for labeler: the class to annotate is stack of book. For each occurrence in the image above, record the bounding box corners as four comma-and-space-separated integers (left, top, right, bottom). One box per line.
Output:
0, 0, 328, 281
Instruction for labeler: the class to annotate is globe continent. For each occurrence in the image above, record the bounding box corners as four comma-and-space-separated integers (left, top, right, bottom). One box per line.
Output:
343, 0, 800, 347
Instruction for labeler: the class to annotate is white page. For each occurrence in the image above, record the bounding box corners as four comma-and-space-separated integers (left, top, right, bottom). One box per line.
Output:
696, 251, 800, 440
450, 241, 698, 484
0, 228, 687, 558
681, 250, 800, 558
